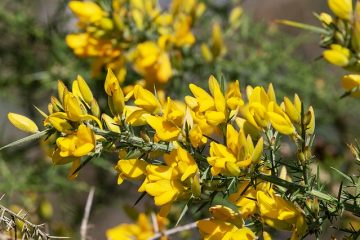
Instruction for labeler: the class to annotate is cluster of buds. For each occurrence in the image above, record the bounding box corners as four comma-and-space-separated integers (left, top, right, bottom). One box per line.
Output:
4, 69, 325, 239
66, 0, 206, 90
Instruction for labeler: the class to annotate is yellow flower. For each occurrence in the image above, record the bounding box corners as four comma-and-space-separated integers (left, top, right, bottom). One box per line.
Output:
105, 68, 125, 116
140, 146, 198, 212
66, 33, 122, 73
56, 124, 95, 158
46, 79, 102, 129
8, 113, 38, 134
267, 102, 296, 135
257, 191, 307, 239
76, 75, 94, 105
188, 75, 227, 125
188, 83, 215, 112
323, 44, 350, 67
68, 1, 107, 24
282, 95, 315, 135
240, 85, 295, 135
197, 205, 255, 240
102, 114, 121, 133
133, 41, 172, 85
229, 181, 258, 218
133, 85, 162, 114
226, 80, 244, 110
63, 91, 86, 121
201, 43, 213, 63
341, 74, 360, 97
239, 85, 273, 131
306, 106, 315, 135
171, 16, 196, 47
207, 124, 263, 176
145, 97, 184, 141
319, 12, 333, 25
123, 106, 148, 126
263, 231, 272, 240
45, 113, 73, 134
283, 94, 301, 123
163, 146, 198, 181
189, 124, 207, 148
141, 165, 185, 206
210, 22, 227, 58
106, 213, 158, 240
116, 159, 148, 184
229, 6, 243, 29
328, 0, 353, 20
170, 0, 205, 21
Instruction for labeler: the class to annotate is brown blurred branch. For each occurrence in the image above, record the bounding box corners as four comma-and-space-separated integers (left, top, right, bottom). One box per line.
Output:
80, 187, 95, 240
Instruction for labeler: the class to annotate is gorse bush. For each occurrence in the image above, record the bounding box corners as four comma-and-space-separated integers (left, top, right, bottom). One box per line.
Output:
3, 69, 360, 239
1, 0, 360, 239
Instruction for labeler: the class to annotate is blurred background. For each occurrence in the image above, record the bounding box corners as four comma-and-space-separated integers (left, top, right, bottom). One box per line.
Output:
0, 0, 359, 239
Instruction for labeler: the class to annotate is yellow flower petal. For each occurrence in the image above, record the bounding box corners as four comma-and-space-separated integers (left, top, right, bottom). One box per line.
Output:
77, 75, 94, 104
117, 159, 148, 179
267, 112, 295, 135
205, 111, 225, 125
189, 84, 214, 112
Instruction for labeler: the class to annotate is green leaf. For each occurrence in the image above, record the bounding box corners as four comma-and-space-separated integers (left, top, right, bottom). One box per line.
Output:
330, 167, 354, 184
219, 74, 226, 94
133, 192, 147, 207
0, 129, 50, 151
276, 19, 328, 34
70, 155, 94, 176
176, 198, 192, 226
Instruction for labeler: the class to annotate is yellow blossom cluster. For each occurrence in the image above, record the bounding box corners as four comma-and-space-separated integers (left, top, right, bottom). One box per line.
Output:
315, 0, 354, 67
106, 213, 168, 240
320, 0, 360, 97
6, 70, 316, 239
282, 0, 360, 97
66, 0, 206, 90
197, 205, 256, 240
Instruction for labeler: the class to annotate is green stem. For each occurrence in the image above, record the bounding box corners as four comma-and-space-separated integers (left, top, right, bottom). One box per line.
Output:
300, 103, 309, 186
265, 130, 278, 176
92, 127, 174, 153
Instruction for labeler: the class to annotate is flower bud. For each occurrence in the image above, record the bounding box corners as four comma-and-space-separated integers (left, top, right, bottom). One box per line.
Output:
335, 31, 345, 45
39, 199, 53, 221
8, 113, 38, 133
319, 12, 333, 25
341, 74, 360, 97
77, 75, 94, 105
328, 0, 353, 20
201, 44, 213, 63
211, 22, 226, 58
100, 17, 114, 31
229, 7, 243, 29
191, 175, 201, 198
57, 80, 67, 104
323, 44, 350, 67
297, 150, 306, 164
